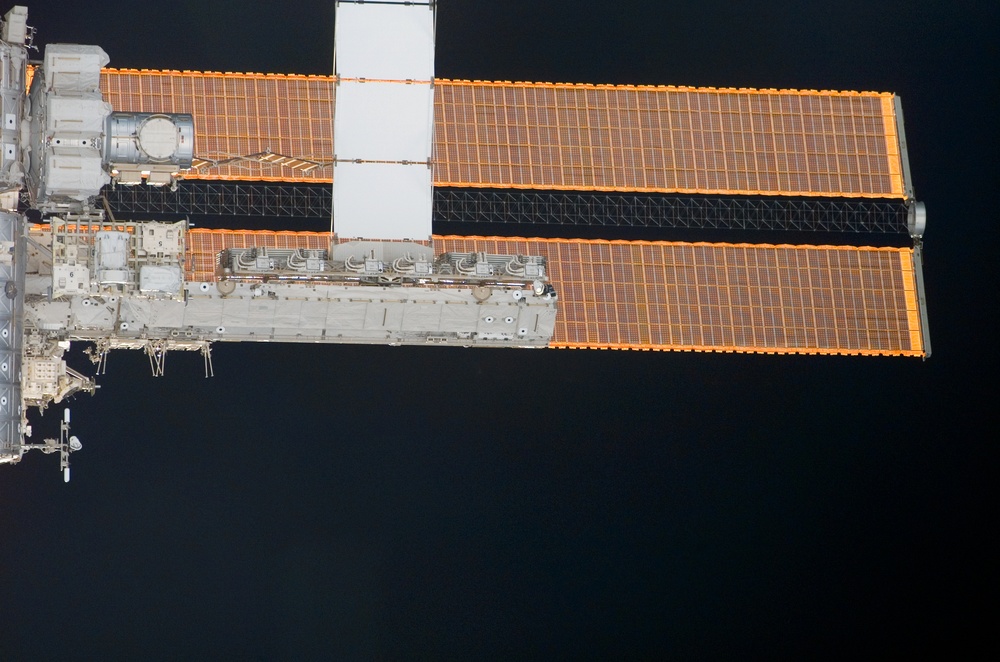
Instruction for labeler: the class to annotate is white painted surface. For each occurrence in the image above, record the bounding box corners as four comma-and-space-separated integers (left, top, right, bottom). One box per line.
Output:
43, 44, 109, 93
334, 80, 434, 162
334, 2, 434, 81
333, 160, 433, 240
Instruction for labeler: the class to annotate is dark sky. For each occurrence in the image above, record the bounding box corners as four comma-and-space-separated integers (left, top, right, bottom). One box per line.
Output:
2, 1, 996, 659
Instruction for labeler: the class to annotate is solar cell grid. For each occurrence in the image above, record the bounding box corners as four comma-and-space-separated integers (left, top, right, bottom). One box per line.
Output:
98, 70, 906, 199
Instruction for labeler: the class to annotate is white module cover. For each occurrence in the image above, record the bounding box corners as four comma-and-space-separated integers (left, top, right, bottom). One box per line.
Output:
333, 161, 433, 240
43, 146, 109, 200
95, 232, 129, 269
1, 6, 28, 44
138, 222, 183, 256
334, 1, 434, 81
43, 44, 109, 94
334, 80, 434, 163
137, 116, 180, 160
139, 265, 182, 296
46, 96, 112, 134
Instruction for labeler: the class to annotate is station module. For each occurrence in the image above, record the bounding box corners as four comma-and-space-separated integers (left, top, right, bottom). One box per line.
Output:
0, 3, 930, 479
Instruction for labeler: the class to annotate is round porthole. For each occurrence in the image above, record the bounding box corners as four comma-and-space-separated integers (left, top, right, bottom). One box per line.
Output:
120, 322, 129, 331
200, 283, 211, 292
518, 328, 529, 336
216, 326, 226, 334
504, 316, 515, 324
483, 316, 494, 324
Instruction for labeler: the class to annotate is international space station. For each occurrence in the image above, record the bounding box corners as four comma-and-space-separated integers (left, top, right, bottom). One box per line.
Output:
0, 2, 930, 478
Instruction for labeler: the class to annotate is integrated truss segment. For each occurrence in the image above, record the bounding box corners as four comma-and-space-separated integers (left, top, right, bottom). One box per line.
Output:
98, 70, 909, 199
187, 229, 927, 357
24, 221, 558, 352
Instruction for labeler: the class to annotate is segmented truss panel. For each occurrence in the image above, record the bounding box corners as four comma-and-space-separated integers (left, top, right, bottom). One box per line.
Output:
102, 183, 911, 233
187, 230, 924, 356
99, 69, 905, 198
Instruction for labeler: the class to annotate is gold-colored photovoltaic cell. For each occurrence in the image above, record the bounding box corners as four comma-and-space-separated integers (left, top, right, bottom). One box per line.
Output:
435, 81, 904, 198
99, 69, 905, 198
186, 230, 924, 356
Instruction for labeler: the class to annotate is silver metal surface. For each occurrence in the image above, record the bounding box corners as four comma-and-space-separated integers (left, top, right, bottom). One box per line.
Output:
0, 211, 25, 463
105, 112, 195, 170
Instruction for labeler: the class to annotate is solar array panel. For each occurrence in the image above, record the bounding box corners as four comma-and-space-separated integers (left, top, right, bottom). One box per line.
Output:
187, 230, 925, 357
98, 69, 906, 199
435, 81, 904, 198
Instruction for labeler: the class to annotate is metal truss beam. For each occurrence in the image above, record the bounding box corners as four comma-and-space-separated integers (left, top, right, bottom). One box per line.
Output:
100, 183, 909, 234
100, 182, 329, 218
432, 189, 909, 234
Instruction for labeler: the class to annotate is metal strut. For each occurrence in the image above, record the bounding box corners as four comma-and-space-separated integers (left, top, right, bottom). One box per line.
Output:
202, 343, 214, 378
84, 339, 111, 374
146, 339, 167, 377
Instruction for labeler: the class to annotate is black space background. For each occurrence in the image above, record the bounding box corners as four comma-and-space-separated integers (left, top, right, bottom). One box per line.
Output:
1, 1, 996, 659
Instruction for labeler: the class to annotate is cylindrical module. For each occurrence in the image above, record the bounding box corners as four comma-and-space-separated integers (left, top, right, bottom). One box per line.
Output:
104, 112, 194, 168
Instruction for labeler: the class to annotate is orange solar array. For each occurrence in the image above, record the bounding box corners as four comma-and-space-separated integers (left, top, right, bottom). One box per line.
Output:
99, 69, 906, 199
187, 230, 925, 357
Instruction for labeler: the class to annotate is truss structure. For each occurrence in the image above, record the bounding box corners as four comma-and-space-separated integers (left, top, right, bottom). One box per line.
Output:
101, 183, 910, 234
